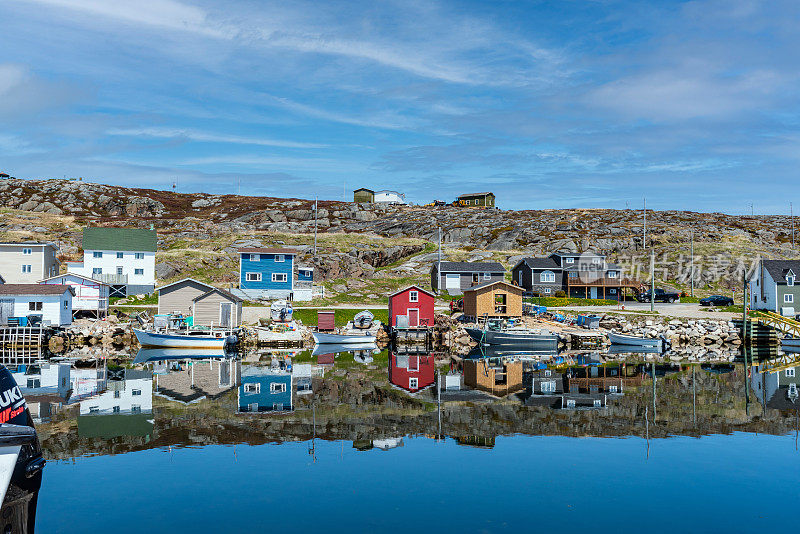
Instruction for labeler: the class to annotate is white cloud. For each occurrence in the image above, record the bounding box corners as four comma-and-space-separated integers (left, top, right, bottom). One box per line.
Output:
107, 127, 328, 149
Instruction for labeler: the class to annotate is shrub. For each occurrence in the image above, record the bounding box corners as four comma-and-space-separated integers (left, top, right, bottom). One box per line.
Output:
554, 290, 566, 298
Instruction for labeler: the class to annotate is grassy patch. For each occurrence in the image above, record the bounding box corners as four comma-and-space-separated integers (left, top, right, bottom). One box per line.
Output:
525, 297, 619, 307
293, 307, 388, 327
121, 294, 159, 305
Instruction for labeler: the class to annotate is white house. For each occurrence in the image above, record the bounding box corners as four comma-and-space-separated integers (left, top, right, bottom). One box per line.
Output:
39, 273, 110, 318
373, 190, 406, 204
749, 259, 800, 315
12, 362, 71, 397
0, 284, 74, 326
80, 370, 152, 415
67, 227, 157, 297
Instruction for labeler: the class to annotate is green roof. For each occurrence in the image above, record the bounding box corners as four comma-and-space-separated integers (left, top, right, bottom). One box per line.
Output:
83, 227, 157, 252
77, 413, 154, 439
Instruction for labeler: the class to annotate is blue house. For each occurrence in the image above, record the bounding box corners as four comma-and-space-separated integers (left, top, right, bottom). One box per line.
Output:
238, 247, 297, 300
238, 366, 293, 413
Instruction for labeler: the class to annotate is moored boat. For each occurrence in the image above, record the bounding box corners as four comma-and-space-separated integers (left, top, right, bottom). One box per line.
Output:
271, 300, 293, 322
608, 332, 665, 350
310, 342, 377, 356
312, 332, 375, 344
134, 328, 236, 349
780, 337, 800, 350
133, 347, 229, 364
352, 310, 375, 329
465, 327, 559, 349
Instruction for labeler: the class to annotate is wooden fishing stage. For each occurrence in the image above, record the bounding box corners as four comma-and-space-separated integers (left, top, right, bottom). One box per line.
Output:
0, 326, 48, 349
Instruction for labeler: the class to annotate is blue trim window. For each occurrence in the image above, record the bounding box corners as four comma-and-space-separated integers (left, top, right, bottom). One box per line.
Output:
246, 273, 262, 282
249, 254, 259, 261
275, 255, 285, 262
93, 252, 103, 258
271, 273, 287, 283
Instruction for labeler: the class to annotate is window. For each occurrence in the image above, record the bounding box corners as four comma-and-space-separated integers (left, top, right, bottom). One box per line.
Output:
544, 288, 551, 294
244, 383, 260, 394
134, 268, 144, 275
568, 272, 577, 278
787, 369, 796, 378
566, 399, 576, 408
27, 378, 40, 388
245, 272, 262, 282
544, 370, 551, 377
116, 266, 123, 275
93, 251, 103, 258
135, 253, 145, 260
785, 293, 794, 304
608, 271, 618, 279
540, 271, 555, 283
21, 264, 31, 273
592, 257, 601, 264
272, 273, 287, 283
116, 252, 124, 259
89, 406, 99, 413
112, 406, 120, 413
274, 254, 285, 262
609, 288, 617, 294
272, 403, 284, 411
565, 257, 574, 264
465, 199, 471, 205
541, 380, 556, 393
788, 275, 795, 287
609, 385, 619, 393
131, 405, 141, 413
409, 291, 418, 302
494, 293, 507, 314
64, 300, 68, 309
249, 254, 259, 261
92, 268, 102, 275
130, 389, 141, 396
270, 382, 287, 393
593, 399, 602, 407
22, 248, 31, 255
114, 390, 121, 398
29, 302, 42, 311
409, 377, 418, 389
483, 272, 491, 280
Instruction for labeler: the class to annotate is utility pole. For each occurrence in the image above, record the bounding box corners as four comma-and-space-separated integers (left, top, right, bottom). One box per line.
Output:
313, 196, 318, 257
690, 230, 694, 297
791, 202, 795, 249
437, 226, 442, 294
650, 248, 655, 313
643, 197, 647, 249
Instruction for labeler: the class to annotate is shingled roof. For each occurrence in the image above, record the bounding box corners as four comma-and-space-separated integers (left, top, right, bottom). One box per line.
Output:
436, 261, 505, 273
0, 284, 74, 296
761, 260, 800, 285
83, 227, 157, 252
517, 257, 560, 270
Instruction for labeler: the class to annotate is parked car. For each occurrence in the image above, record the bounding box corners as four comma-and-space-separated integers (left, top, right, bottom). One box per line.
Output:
699, 295, 734, 307
637, 288, 680, 303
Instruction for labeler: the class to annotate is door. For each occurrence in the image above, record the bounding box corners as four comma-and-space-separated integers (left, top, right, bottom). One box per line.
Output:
219, 302, 232, 327
445, 274, 460, 290
408, 308, 419, 327
0, 299, 13, 325
590, 287, 598, 299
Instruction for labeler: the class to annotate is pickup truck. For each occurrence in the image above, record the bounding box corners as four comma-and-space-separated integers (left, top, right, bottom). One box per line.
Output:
637, 288, 680, 303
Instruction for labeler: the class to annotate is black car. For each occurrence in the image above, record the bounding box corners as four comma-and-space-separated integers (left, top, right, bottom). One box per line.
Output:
699, 295, 734, 307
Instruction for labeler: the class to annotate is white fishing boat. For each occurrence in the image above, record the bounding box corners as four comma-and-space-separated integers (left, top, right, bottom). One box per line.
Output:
312, 332, 375, 344
134, 328, 236, 349
133, 347, 228, 364
271, 300, 293, 322
608, 332, 664, 350
352, 310, 375, 329
311, 342, 377, 357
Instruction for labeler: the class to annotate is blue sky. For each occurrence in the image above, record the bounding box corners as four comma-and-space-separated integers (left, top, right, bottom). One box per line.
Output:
1, 0, 798, 212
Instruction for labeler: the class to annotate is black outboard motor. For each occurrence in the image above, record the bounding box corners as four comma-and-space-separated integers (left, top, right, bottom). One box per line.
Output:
0, 364, 45, 533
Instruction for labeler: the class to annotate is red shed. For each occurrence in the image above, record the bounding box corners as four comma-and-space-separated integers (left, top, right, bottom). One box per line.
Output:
389, 352, 435, 393
317, 310, 336, 331
388, 285, 435, 328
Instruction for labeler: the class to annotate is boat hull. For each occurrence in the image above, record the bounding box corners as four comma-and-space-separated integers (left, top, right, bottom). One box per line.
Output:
312, 332, 375, 344
465, 328, 559, 349
781, 337, 800, 349
608, 332, 663, 349
134, 329, 232, 349
311, 342, 377, 356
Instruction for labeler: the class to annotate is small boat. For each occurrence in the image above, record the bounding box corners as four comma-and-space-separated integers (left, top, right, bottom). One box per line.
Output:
607, 344, 663, 355
0, 365, 45, 512
271, 300, 293, 322
608, 332, 664, 350
312, 332, 375, 344
134, 329, 236, 349
465, 327, 559, 349
133, 347, 228, 364
311, 342, 377, 357
352, 310, 375, 329
780, 337, 800, 350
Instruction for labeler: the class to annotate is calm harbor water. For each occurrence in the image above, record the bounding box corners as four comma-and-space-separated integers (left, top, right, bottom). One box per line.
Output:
9, 344, 800, 532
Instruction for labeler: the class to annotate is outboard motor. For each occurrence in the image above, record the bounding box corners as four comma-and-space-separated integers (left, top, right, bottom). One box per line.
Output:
0, 364, 45, 533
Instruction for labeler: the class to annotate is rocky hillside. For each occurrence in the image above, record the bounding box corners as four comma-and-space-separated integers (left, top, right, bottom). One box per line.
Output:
0, 177, 795, 293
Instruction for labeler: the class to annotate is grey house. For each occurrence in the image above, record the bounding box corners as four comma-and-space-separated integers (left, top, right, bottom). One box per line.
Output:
512, 252, 629, 299
749, 259, 800, 315
157, 278, 243, 327
430, 261, 506, 294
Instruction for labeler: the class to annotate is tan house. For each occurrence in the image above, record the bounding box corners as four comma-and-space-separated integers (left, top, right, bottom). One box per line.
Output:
0, 242, 60, 284
192, 288, 243, 328
157, 278, 216, 316
157, 278, 242, 327
462, 280, 523, 320
463, 359, 523, 396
